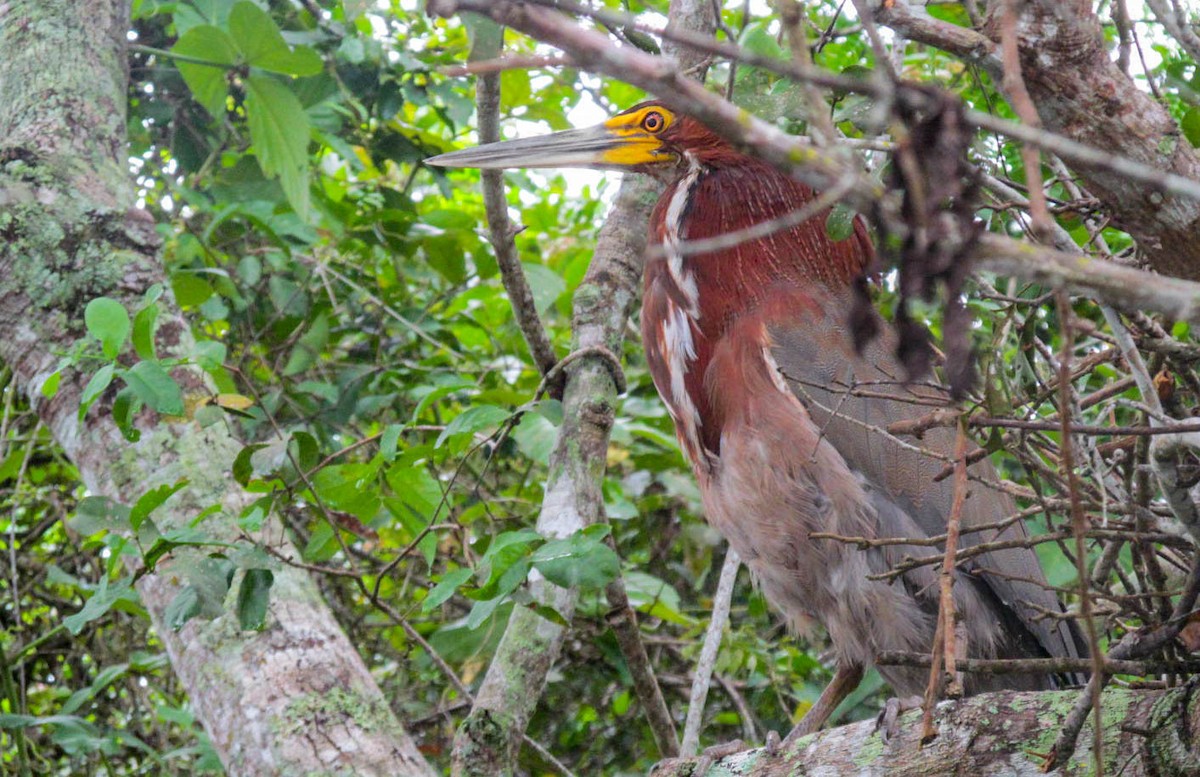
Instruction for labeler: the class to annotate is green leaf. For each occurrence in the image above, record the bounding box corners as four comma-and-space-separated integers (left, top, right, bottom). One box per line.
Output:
122, 361, 185, 416
173, 25, 239, 116
383, 464, 444, 567
41, 370, 62, 398
282, 312, 329, 376
825, 203, 858, 242
61, 663, 129, 715
0, 449, 21, 485
194, 339, 227, 373
69, 496, 131, 536
111, 386, 142, 442
238, 499, 269, 532
310, 462, 380, 519
1183, 106, 1200, 148
474, 529, 540, 598
422, 567, 473, 612
171, 272, 214, 307
79, 363, 115, 419
85, 298, 130, 359
522, 263, 566, 313
409, 377, 475, 423
235, 568, 274, 630
137, 531, 230, 580
465, 15, 503, 61
64, 576, 134, 635
245, 75, 311, 218
512, 411, 558, 462
183, 554, 237, 618
229, 1, 322, 76
740, 21, 787, 61
233, 443, 269, 487
164, 586, 202, 631
435, 405, 511, 448
132, 303, 160, 360
466, 595, 505, 630
380, 424, 403, 462
623, 571, 694, 626
289, 430, 320, 472
130, 479, 189, 532
530, 532, 620, 590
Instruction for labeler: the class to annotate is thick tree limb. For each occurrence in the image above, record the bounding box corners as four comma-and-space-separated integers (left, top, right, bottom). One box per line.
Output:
449, 176, 655, 777
0, 1, 432, 774
878, 0, 1200, 280
448, 4, 714, 773
653, 685, 1200, 776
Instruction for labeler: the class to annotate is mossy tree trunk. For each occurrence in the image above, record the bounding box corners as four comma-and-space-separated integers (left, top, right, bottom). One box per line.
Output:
0, 1, 434, 774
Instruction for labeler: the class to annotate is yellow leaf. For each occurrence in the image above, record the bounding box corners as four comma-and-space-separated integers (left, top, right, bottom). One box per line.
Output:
215, 393, 254, 411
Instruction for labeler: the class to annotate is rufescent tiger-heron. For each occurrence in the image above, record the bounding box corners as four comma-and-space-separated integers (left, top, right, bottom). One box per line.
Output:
426, 100, 1086, 742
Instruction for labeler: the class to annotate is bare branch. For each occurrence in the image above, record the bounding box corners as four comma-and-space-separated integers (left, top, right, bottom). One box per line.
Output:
681, 549, 741, 756
477, 65, 560, 381
1144, 0, 1200, 64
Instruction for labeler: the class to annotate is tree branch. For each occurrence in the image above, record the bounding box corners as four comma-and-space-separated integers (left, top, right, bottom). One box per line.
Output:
448, 4, 715, 772
654, 685, 1196, 776
477, 65, 560, 381
1144, 0, 1200, 64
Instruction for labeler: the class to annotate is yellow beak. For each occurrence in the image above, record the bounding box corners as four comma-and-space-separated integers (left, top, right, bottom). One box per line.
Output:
425, 113, 673, 171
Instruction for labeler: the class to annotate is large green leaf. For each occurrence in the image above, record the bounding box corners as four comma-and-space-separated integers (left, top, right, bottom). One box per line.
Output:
84, 298, 130, 359
435, 404, 511, 448
235, 569, 274, 630
64, 577, 135, 635
245, 75, 311, 217
172, 25, 238, 116
530, 531, 620, 590
228, 1, 321, 76
122, 361, 185, 416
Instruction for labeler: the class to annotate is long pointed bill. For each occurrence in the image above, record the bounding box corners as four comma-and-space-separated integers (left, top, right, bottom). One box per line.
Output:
425, 118, 669, 171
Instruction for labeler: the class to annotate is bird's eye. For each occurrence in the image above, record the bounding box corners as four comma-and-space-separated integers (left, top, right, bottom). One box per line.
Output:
641, 111, 665, 133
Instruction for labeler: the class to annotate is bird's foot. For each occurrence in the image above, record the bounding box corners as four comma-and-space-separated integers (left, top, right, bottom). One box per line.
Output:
874, 695, 923, 743
692, 739, 747, 776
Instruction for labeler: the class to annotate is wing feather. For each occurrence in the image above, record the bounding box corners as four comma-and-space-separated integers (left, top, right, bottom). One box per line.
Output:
765, 309, 1086, 668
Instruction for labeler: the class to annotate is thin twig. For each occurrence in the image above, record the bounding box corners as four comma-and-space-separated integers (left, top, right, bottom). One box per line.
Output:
941, 424, 970, 699
1053, 291, 1105, 776
681, 549, 741, 756
605, 573, 681, 757
476, 66, 560, 381
997, 0, 1051, 237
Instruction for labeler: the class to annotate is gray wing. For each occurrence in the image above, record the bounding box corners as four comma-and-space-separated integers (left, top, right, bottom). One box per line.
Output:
766, 308, 1086, 672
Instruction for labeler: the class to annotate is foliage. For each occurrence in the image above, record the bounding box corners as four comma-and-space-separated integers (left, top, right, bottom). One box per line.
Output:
2, 0, 1199, 775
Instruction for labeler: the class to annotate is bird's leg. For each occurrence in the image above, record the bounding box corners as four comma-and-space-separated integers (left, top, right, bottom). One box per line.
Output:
875, 695, 924, 743
778, 661, 865, 751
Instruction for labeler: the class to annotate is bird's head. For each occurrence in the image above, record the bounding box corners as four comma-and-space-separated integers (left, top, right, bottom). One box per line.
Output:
425, 100, 732, 178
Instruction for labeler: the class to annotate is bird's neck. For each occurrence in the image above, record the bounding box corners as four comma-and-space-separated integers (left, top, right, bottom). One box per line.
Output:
648, 157, 870, 332
640, 156, 874, 467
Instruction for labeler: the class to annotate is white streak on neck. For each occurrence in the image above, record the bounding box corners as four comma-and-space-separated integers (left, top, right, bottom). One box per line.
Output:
663, 152, 703, 316
660, 299, 706, 464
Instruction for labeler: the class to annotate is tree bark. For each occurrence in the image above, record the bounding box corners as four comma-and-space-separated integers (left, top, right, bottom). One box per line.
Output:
653, 685, 1200, 776
0, 1, 433, 774
449, 156, 660, 777
876, 0, 1200, 281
